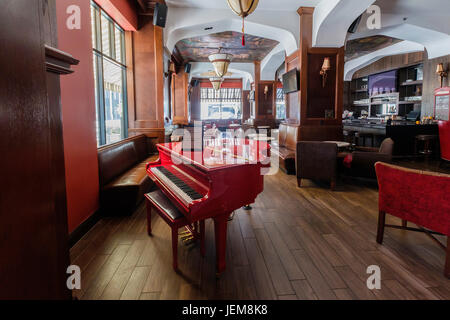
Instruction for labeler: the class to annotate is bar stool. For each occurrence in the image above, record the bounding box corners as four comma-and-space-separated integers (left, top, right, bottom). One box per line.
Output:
343, 130, 356, 145
145, 190, 205, 271
415, 134, 438, 158
355, 132, 374, 147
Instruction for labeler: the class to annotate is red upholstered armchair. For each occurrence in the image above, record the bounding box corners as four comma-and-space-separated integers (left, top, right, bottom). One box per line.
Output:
375, 162, 450, 278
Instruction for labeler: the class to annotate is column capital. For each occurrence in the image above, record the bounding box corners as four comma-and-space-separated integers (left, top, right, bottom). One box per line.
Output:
297, 7, 314, 16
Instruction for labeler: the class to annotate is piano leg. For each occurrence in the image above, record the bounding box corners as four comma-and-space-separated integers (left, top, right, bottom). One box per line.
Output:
213, 213, 231, 276
146, 201, 152, 236
200, 220, 205, 257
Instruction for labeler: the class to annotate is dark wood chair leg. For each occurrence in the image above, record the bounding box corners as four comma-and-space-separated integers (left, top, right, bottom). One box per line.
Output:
146, 202, 152, 236
377, 211, 386, 244
445, 237, 450, 279
402, 219, 407, 228
330, 180, 336, 191
297, 178, 302, 188
200, 220, 205, 257
172, 227, 178, 271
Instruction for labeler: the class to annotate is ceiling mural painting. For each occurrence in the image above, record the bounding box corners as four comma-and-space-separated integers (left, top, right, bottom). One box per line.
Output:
345, 35, 402, 62
175, 31, 279, 63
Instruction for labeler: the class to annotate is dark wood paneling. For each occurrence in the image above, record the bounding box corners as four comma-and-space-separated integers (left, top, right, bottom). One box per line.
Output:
242, 90, 251, 121
353, 52, 424, 79
0, 0, 75, 299
285, 51, 300, 123
306, 53, 337, 118
258, 82, 275, 117
190, 82, 201, 121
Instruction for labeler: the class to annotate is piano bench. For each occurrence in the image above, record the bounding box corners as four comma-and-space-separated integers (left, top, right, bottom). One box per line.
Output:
145, 190, 205, 271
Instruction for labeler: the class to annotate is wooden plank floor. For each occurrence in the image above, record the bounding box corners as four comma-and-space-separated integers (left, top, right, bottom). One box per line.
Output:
71, 172, 450, 300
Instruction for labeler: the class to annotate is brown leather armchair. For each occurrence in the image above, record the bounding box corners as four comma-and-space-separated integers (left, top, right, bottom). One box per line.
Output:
296, 142, 338, 190
343, 138, 394, 179
98, 135, 156, 215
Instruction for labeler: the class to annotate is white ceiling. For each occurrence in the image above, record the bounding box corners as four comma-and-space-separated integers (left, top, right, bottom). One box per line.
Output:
166, 0, 321, 11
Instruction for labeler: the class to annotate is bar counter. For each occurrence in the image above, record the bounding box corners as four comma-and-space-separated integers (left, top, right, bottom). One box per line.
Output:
343, 120, 439, 156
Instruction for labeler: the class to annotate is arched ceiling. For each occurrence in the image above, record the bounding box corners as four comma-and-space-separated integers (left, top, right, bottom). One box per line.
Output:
175, 31, 279, 63
345, 35, 402, 62
165, 0, 321, 11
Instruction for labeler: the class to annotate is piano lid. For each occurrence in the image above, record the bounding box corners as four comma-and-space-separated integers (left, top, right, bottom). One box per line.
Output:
157, 139, 270, 172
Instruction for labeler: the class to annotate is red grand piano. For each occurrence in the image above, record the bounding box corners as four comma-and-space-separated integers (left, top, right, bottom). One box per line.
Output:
146, 139, 270, 274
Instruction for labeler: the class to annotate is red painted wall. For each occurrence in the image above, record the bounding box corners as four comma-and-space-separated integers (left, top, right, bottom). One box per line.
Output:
94, 0, 138, 31
56, 0, 100, 233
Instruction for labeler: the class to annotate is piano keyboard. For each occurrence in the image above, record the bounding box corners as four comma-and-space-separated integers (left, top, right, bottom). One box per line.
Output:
151, 166, 204, 204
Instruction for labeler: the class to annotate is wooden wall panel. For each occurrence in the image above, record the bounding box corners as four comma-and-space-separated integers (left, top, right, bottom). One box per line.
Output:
172, 70, 189, 125
128, 16, 164, 140
242, 90, 251, 121
285, 51, 300, 123
190, 82, 201, 121
353, 52, 424, 78
0, 0, 74, 299
258, 81, 275, 117
306, 53, 337, 118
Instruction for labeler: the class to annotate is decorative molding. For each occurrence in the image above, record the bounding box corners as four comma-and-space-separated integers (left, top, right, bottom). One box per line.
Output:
45, 45, 79, 75
297, 7, 314, 15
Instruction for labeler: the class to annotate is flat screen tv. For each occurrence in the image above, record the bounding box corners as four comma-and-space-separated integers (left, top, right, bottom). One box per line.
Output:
282, 69, 300, 94
368, 70, 397, 96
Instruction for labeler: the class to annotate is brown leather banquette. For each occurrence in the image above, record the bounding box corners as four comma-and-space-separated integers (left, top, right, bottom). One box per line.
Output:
275, 123, 301, 174
98, 135, 156, 215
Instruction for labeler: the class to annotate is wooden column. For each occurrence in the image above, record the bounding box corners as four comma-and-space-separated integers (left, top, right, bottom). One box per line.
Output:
0, 0, 77, 299
127, 16, 165, 143
171, 70, 189, 125
284, 7, 344, 141
253, 61, 261, 118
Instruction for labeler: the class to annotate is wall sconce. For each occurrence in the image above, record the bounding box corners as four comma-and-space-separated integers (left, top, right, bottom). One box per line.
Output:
320, 57, 331, 88
264, 85, 269, 100
164, 61, 176, 78
436, 63, 448, 88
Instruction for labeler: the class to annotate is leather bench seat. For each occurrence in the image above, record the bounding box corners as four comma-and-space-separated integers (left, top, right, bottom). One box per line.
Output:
276, 123, 300, 175
98, 135, 156, 215
146, 189, 183, 221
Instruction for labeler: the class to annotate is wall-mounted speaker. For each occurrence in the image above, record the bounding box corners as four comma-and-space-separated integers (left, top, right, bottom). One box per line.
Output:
153, 3, 168, 28
184, 63, 192, 74
348, 14, 362, 33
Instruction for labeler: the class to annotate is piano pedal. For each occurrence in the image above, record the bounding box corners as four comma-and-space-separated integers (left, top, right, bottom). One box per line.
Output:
181, 234, 194, 241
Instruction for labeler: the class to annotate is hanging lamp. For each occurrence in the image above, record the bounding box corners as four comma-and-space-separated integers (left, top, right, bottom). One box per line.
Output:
210, 77, 224, 91
209, 48, 233, 78
226, 0, 259, 46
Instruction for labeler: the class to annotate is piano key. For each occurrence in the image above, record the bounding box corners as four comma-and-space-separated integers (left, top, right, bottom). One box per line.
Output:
151, 166, 204, 204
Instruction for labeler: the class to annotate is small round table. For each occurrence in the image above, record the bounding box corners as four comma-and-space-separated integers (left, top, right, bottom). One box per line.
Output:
323, 141, 351, 149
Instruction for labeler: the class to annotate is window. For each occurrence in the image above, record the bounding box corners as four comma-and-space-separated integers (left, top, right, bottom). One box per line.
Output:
276, 88, 286, 119
200, 88, 242, 120
91, 2, 128, 146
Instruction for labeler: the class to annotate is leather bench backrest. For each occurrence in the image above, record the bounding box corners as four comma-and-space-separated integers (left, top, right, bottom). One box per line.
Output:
98, 141, 139, 186
133, 135, 149, 162
278, 124, 287, 147
285, 125, 300, 151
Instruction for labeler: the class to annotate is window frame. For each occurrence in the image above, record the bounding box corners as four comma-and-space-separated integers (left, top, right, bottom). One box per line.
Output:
91, 1, 128, 147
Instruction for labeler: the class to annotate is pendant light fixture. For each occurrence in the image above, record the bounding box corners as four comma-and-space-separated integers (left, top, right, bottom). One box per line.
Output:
226, 0, 259, 46
210, 77, 224, 91
209, 48, 233, 78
